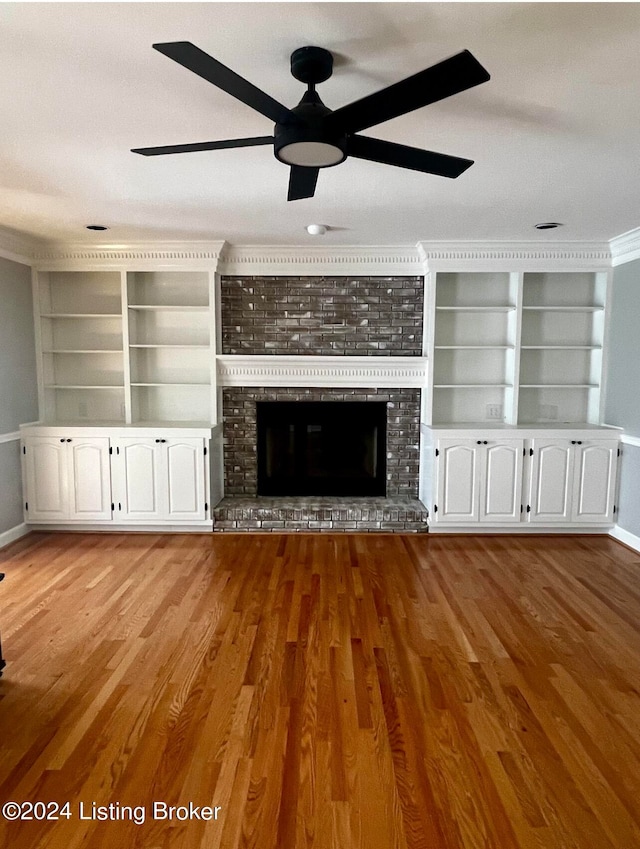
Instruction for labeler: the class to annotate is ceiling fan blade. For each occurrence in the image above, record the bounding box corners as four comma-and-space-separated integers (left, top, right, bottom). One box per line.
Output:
287, 166, 319, 201
327, 50, 490, 134
153, 41, 296, 124
132, 136, 274, 156
348, 135, 473, 178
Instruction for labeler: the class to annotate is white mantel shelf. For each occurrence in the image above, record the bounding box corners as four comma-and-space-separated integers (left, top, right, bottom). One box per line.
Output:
216, 355, 428, 389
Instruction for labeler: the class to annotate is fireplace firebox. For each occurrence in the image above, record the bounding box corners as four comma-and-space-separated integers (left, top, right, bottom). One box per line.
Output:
257, 401, 387, 496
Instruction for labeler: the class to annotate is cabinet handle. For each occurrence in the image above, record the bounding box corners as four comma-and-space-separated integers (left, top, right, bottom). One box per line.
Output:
60, 438, 65, 443
476, 440, 482, 445
483, 440, 488, 445
66, 439, 72, 443
155, 439, 161, 443
161, 439, 166, 443
577, 440, 582, 445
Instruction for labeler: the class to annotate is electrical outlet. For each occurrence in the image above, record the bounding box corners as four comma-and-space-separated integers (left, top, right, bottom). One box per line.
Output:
486, 404, 503, 420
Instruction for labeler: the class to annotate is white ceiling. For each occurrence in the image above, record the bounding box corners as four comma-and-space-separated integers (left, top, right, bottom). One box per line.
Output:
1, 2, 640, 247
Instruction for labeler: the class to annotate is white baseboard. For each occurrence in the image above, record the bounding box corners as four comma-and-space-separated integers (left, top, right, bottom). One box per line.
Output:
0, 522, 30, 550
609, 524, 640, 553
428, 525, 612, 534
26, 523, 213, 533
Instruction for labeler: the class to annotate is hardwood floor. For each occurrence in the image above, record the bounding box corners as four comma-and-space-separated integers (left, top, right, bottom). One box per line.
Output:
1, 532, 640, 849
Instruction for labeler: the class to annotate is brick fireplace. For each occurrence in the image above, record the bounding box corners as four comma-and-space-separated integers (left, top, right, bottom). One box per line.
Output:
213, 273, 428, 531
222, 387, 421, 498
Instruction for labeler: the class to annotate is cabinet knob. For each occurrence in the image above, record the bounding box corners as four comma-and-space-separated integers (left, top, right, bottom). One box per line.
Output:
60, 438, 65, 443
67, 439, 72, 443
571, 440, 576, 444
476, 440, 482, 445
161, 439, 166, 443
483, 440, 488, 445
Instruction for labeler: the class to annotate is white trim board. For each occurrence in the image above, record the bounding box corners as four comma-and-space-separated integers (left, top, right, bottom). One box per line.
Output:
427, 526, 614, 534
0, 227, 41, 266
609, 525, 640, 554
216, 355, 428, 389
25, 238, 619, 275
0, 523, 30, 550
620, 434, 640, 448
0, 431, 20, 445
609, 227, 640, 266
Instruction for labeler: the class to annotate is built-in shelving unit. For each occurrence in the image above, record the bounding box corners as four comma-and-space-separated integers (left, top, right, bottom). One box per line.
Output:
127, 272, 212, 424
428, 269, 610, 427
431, 271, 520, 424
37, 271, 125, 423
518, 271, 607, 424
34, 269, 215, 425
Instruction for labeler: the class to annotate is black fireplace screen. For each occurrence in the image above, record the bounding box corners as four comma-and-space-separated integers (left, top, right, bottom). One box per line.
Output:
257, 401, 387, 496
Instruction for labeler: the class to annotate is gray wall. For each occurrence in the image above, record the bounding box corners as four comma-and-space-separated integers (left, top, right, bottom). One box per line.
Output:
0, 256, 38, 536
604, 259, 640, 437
604, 258, 640, 537
615, 444, 640, 539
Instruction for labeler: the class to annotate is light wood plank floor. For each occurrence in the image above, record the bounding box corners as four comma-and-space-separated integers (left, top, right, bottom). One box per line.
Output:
1, 532, 640, 849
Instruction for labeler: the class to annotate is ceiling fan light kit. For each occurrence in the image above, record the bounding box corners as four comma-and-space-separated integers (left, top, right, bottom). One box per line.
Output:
132, 42, 490, 201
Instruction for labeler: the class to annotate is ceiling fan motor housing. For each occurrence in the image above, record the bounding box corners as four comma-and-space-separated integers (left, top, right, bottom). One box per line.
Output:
274, 85, 347, 168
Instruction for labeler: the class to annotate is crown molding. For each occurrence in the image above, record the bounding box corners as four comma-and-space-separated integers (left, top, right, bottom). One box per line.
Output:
30, 240, 227, 271
218, 245, 423, 276
217, 355, 428, 389
417, 240, 612, 271
3, 225, 633, 273
609, 227, 640, 266
0, 226, 44, 266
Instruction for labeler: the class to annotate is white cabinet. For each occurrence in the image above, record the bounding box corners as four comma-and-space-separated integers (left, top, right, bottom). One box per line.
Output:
433, 437, 524, 524
21, 426, 214, 529
23, 435, 112, 522
112, 436, 207, 523
528, 438, 618, 524
425, 427, 618, 531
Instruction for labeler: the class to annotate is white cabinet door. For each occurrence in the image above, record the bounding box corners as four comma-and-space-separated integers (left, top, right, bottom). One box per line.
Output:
67, 438, 112, 520
434, 438, 524, 525
528, 439, 574, 523
113, 437, 206, 523
114, 438, 164, 521
479, 439, 524, 523
435, 440, 479, 523
571, 440, 618, 523
165, 440, 206, 521
24, 437, 69, 521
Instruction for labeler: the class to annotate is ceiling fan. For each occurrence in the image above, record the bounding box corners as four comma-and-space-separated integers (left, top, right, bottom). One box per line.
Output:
132, 42, 490, 201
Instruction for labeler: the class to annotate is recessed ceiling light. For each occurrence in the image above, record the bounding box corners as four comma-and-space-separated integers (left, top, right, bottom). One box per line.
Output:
86, 224, 109, 231
534, 222, 562, 230
306, 223, 327, 236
